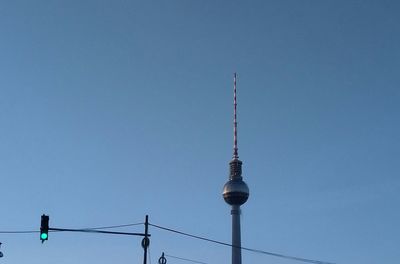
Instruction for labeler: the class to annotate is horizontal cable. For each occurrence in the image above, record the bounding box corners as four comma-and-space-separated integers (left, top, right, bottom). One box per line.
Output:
49, 227, 147, 237
0, 221, 143, 235
0, 230, 37, 234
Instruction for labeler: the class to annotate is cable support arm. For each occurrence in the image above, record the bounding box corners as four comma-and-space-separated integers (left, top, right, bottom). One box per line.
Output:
49, 227, 149, 237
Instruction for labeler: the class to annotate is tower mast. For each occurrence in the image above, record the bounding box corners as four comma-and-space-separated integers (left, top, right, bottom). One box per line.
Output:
233, 72, 238, 159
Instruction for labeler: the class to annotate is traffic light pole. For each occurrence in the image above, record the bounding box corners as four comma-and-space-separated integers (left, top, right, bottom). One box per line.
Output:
142, 215, 149, 264
41, 214, 151, 264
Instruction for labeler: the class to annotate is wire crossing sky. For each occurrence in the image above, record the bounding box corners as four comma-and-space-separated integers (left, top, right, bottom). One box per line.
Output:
149, 223, 335, 264
0, 220, 334, 264
0, 1, 399, 264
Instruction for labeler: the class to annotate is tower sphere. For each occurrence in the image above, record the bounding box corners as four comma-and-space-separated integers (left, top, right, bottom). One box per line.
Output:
223, 179, 249, 206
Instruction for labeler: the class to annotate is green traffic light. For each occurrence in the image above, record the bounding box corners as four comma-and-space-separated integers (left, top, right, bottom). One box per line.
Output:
40, 233, 48, 240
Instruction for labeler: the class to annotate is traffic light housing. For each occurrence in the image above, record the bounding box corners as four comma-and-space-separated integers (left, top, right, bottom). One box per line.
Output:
40, 214, 49, 243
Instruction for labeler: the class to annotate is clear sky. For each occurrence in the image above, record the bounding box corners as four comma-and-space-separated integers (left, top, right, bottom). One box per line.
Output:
0, 1, 399, 264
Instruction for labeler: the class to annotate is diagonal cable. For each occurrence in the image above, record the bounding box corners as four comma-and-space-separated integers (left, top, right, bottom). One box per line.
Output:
149, 223, 335, 264
165, 253, 208, 264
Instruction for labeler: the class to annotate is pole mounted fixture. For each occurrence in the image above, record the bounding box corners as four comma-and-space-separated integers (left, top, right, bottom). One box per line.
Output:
40, 215, 49, 243
158, 252, 167, 264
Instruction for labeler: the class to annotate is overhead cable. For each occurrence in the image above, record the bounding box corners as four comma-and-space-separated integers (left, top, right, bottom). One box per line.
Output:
0, 221, 143, 235
0, 230, 37, 234
80, 222, 144, 230
149, 223, 335, 264
165, 253, 208, 264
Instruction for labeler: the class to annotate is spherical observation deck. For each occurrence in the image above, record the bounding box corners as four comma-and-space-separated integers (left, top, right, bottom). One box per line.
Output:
223, 179, 249, 206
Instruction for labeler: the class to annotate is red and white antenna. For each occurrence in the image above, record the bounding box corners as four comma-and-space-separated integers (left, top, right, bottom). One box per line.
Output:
233, 72, 239, 159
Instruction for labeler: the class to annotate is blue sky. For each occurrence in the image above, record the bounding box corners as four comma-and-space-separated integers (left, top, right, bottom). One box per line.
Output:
0, 1, 399, 263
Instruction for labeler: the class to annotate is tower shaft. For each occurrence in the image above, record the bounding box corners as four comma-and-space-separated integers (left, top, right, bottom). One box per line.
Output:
231, 205, 242, 264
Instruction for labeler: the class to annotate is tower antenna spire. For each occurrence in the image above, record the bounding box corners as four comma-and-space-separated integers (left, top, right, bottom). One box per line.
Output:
233, 72, 239, 159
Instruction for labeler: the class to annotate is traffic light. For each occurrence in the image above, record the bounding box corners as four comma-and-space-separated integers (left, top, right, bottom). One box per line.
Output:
40, 214, 49, 243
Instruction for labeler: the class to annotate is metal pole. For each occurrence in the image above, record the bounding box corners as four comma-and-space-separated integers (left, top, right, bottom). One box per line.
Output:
142, 215, 149, 264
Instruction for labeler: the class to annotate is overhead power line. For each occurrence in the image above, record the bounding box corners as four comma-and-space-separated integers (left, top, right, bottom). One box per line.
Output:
79, 222, 144, 230
149, 223, 335, 264
0, 221, 144, 235
1, 220, 335, 264
0, 230, 37, 234
165, 253, 208, 264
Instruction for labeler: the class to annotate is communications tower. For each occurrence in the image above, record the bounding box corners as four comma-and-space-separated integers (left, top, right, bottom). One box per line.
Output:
223, 73, 249, 264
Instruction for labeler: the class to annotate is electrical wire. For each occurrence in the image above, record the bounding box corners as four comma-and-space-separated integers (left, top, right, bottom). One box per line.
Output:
149, 223, 335, 264
165, 253, 208, 264
0, 221, 143, 234
0, 231, 37, 234
1, 220, 335, 264
80, 222, 144, 230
